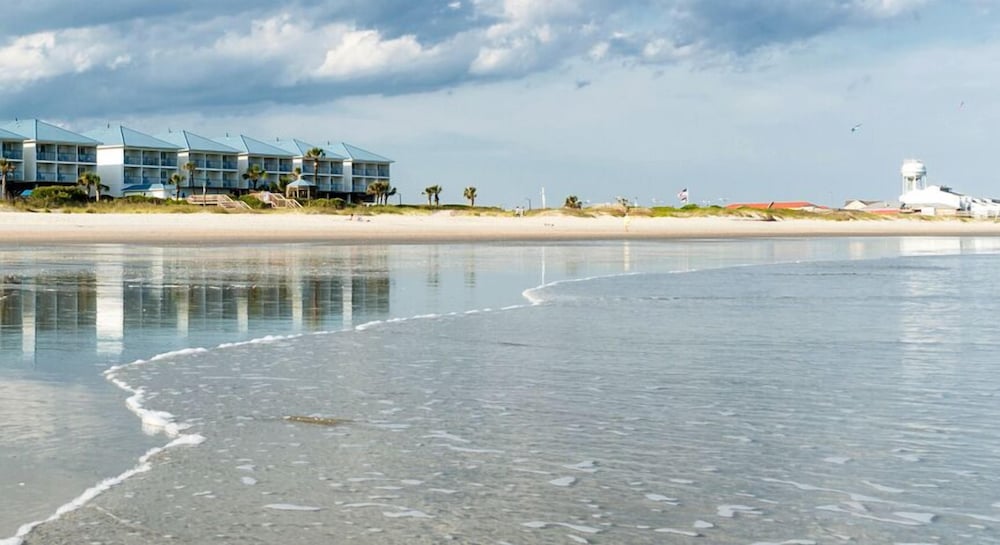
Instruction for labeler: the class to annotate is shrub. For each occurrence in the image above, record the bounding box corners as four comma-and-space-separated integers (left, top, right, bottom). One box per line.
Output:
239, 195, 266, 209
26, 185, 89, 208
118, 195, 164, 205
308, 198, 347, 209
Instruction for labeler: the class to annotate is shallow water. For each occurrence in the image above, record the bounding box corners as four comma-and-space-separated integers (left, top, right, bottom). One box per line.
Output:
3, 238, 1000, 543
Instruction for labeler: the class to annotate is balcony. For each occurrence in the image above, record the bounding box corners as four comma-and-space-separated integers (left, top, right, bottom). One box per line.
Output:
161, 157, 177, 167
36, 172, 72, 182
222, 160, 237, 170
78, 154, 97, 163
205, 160, 221, 169
124, 176, 143, 185
57, 153, 75, 162
2, 150, 23, 160
124, 154, 142, 165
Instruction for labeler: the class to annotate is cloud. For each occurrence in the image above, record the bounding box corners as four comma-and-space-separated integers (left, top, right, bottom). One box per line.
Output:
0, 0, 939, 118
0, 27, 128, 88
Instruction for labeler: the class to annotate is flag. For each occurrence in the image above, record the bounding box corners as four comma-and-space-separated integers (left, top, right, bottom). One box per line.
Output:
677, 188, 689, 204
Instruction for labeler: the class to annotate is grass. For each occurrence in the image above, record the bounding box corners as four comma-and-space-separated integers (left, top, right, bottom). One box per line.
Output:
1, 198, 991, 223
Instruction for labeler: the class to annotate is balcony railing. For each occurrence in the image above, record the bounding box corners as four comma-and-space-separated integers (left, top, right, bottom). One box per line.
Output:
2, 150, 23, 160
124, 155, 142, 165
36, 173, 72, 182
222, 161, 237, 170
205, 160, 220, 169
78, 154, 97, 163
162, 158, 177, 167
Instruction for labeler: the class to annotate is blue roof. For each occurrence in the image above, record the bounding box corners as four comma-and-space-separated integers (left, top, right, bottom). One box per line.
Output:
213, 134, 293, 157
84, 125, 180, 149
272, 138, 347, 160
328, 142, 392, 163
1, 119, 100, 145
286, 178, 314, 187
156, 130, 239, 153
0, 127, 25, 141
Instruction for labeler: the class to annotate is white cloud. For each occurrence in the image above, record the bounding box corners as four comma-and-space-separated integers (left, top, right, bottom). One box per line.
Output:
0, 27, 126, 86
315, 28, 432, 79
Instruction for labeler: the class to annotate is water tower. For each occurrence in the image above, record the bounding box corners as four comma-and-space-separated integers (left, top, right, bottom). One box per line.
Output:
900, 159, 927, 194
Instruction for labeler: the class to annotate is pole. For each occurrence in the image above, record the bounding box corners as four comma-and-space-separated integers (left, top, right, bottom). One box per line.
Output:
525, 198, 531, 210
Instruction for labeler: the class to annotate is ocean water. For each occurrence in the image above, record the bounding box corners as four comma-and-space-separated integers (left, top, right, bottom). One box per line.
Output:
2, 238, 1000, 544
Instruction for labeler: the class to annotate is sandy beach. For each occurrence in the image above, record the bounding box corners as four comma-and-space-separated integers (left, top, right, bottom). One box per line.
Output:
4, 210, 1000, 244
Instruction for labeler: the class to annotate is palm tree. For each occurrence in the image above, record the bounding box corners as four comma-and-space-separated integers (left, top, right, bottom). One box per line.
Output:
422, 185, 442, 206
242, 164, 267, 192
463, 186, 477, 207
366, 180, 392, 205
182, 161, 200, 198
77, 171, 107, 202
168, 172, 185, 200
564, 195, 582, 209
0, 158, 15, 202
278, 167, 302, 196
304, 147, 325, 184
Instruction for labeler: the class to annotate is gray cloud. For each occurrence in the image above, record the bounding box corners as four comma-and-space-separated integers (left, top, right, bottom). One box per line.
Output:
0, 0, 933, 120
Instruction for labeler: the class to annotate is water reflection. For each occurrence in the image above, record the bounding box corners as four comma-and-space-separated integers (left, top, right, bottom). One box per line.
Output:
0, 249, 391, 367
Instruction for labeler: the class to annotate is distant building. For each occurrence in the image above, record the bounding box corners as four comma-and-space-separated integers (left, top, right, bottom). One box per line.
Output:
725, 201, 828, 212
842, 199, 901, 214
1, 118, 395, 201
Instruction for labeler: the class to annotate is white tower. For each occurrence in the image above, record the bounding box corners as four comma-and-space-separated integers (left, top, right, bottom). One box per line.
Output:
900, 159, 927, 195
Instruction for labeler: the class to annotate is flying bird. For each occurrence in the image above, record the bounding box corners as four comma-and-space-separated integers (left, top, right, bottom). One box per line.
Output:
851, 123, 863, 133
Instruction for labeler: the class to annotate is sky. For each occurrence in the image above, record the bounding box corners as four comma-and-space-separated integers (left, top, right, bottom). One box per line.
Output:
1, 0, 999, 208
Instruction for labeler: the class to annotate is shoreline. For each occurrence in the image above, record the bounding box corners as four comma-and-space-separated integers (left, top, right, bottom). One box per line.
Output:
4, 211, 1000, 244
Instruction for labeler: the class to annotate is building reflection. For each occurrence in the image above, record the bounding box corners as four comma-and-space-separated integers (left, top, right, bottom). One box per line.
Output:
0, 252, 391, 363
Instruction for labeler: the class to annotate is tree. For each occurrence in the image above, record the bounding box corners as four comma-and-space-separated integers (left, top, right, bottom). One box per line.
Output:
422, 185, 442, 206
463, 186, 477, 207
0, 158, 15, 202
183, 160, 200, 198
275, 167, 301, 194
304, 147, 325, 184
168, 172, 185, 199
564, 195, 582, 209
242, 164, 267, 192
77, 171, 107, 202
366, 180, 395, 205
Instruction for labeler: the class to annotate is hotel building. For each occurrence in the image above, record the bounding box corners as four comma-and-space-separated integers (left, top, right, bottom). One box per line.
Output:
212, 134, 295, 193
272, 138, 348, 197
85, 125, 182, 198
0, 119, 99, 192
1, 119, 393, 202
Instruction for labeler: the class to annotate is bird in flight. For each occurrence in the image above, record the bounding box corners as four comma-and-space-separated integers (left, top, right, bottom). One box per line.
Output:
851, 123, 863, 133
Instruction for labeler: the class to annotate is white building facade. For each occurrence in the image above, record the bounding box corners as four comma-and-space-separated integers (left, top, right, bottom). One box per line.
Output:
273, 138, 347, 197
157, 130, 240, 196
213, 135, 295, 193
1, 119, 99, 187
85, 125, 182, 198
